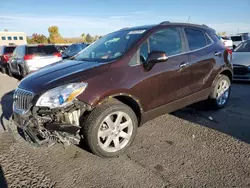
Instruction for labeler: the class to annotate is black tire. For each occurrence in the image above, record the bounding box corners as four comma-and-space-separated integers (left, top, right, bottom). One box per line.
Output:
0, 66, 6, 74
6, 64, 12, 77
208, 74, 231, 110
81, 99, 138, 158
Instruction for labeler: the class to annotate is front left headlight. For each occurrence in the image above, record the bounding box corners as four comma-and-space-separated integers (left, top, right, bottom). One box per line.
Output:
36, 83, 88, 108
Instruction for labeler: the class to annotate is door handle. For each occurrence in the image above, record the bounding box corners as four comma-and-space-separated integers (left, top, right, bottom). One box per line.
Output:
214, 52, 221, 56
179, 62, 190, 68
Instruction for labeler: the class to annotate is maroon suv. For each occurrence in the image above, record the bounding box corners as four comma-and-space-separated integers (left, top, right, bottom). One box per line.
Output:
11, 22, 233, 157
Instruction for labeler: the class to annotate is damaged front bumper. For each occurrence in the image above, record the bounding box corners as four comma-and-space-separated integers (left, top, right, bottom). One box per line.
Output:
9, 101, 92, 147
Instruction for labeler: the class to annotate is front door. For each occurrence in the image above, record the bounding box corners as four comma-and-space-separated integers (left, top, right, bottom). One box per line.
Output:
137, 27, 192, 111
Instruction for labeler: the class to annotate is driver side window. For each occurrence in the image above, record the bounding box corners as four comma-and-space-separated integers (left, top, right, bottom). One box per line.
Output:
140, 27, 182, 64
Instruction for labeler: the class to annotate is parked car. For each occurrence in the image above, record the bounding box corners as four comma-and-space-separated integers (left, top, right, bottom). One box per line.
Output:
11, 22, 233, 157
231, 33, 250, 49
55, 44, 69, 54
62, 43, 88, 59
0, 45, 16, 74
219, 36, 233, 49
8, 44, 62, 77
232, 40, 250, 81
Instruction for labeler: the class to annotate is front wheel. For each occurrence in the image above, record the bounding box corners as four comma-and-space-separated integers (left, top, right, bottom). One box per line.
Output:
81, 99, 138, 158
209, 74, 231, 109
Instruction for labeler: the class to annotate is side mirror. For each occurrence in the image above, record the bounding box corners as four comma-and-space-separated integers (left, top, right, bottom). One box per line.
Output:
143, 51, 168, 71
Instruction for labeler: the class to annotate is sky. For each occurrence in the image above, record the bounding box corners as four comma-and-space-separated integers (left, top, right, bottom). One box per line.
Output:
0, 0, 250, 37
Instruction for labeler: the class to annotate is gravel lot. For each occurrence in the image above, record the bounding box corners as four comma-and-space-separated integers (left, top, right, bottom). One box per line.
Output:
0, 73, 250, 188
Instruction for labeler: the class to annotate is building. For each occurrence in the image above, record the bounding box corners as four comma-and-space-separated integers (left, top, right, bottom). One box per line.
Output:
0, 31, 27, 46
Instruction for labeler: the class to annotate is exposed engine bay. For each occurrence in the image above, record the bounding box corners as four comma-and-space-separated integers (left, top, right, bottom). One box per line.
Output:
11, 100, 91, 147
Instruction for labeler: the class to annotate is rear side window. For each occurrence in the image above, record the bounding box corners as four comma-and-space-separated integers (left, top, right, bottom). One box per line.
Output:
4, 47, 16, 53
185, 28, 207, 51
231, 36, 242, 41
205, 33, 213, 45
27, 45, 58, 55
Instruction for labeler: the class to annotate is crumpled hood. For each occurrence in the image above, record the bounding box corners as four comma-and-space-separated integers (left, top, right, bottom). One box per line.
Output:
18, 59, 111, 94
232, 52, 250, 66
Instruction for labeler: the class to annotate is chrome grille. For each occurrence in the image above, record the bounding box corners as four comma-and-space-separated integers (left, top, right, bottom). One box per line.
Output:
13, 88, 34, 113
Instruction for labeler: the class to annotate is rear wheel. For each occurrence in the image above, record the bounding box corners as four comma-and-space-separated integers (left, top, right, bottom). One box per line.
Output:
208, 74, 231, 109
0, 66, 6, 74
6, 64, 12, 77
81, 99, 138, 157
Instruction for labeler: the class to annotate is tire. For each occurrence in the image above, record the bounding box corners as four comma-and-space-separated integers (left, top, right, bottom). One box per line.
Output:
208, 74, 231, 110
81, 99, 138, 158
0, 66, 6, 74
6, 65, 12, 77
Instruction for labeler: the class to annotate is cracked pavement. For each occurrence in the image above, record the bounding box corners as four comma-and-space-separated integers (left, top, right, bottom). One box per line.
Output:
0, 73, 250, 188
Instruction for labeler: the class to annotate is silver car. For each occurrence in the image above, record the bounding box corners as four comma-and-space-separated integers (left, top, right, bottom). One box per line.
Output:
8, 44, 62, 78
232, 40, 250, 81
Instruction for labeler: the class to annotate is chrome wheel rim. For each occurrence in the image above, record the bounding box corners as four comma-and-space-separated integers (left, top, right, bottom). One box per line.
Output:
216, 79, 230, 106
98, 111, 133, 153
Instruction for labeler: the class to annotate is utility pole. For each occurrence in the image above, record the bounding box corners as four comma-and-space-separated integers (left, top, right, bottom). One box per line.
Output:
187, 16, 190, 22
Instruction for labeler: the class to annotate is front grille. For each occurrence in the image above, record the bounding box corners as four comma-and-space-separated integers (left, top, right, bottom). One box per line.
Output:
233, 65, 248, 75
13, 88, 34, 113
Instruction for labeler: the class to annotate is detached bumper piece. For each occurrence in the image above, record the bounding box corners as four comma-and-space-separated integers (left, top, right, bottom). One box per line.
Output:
10, 113, 81, 147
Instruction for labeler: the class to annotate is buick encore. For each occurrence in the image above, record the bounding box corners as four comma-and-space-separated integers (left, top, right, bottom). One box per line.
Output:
10, 22, 233, 157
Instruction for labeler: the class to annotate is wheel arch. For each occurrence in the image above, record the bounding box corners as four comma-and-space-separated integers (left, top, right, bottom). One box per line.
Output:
94, 93, 143, 126
219, 69, 233, 83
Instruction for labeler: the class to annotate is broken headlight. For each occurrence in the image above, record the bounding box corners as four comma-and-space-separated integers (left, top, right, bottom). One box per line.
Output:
36, 83, 88, 108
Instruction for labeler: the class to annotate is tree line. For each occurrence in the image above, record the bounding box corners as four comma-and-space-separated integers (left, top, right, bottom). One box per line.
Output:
27, 26, 102, 44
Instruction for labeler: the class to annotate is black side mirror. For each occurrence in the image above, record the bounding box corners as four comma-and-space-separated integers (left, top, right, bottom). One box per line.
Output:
143, 51, 168, 71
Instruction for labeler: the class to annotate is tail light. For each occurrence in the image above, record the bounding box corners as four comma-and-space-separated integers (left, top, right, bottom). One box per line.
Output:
24, 54, 34, 60
2, 54, 10, 62
53, 52, 62, 57
226, 47, 232, 55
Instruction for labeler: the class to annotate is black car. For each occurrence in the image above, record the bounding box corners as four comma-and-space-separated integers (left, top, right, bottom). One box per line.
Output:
62, 43, 88, 59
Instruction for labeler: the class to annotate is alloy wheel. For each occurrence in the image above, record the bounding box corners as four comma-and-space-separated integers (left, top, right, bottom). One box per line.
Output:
216, 79, 230, 106
98, 111, 133, 153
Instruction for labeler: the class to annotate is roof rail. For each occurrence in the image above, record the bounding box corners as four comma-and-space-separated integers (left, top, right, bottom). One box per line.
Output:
159, 21, 170, 25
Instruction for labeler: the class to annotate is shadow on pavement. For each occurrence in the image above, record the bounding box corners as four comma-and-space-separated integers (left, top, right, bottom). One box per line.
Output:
0, 165, 8, 188
173, 82, 250, 144
0, 90, 14, 131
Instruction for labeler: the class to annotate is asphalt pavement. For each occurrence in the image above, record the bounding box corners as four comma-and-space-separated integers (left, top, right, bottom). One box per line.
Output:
0, 73, 250, 188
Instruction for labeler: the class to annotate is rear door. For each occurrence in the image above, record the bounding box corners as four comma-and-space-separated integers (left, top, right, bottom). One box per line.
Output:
26, 45, 61, 69
183, 27, 217, 93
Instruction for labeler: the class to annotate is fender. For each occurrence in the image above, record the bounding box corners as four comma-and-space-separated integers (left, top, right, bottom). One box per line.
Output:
90, 91, 144, 113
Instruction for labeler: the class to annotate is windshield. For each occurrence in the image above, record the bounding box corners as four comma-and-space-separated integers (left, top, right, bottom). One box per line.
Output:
234, 41, 250, 52
74, 29, 146, 61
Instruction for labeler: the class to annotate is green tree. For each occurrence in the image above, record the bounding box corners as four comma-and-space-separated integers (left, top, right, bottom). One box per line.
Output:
27, 33, 48, 44
85, 33, 93, 43
48, 26, 65, 43
217, 31, 227, 36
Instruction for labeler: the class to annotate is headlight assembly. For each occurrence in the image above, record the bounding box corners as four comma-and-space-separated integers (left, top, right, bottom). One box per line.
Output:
36, 83, 88, 108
